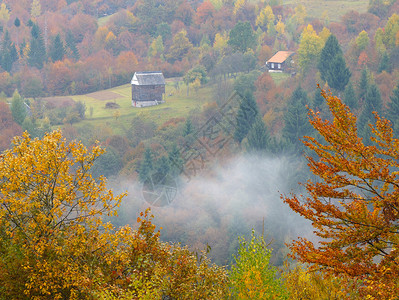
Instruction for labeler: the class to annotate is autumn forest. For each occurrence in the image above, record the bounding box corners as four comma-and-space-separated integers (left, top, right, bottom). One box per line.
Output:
1, 0, 399, 299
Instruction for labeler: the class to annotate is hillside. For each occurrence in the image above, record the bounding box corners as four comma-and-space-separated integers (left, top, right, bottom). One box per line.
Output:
44, 78, 212, 132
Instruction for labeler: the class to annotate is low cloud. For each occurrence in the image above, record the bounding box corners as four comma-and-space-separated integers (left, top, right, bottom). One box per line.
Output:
111, 154, 314, 265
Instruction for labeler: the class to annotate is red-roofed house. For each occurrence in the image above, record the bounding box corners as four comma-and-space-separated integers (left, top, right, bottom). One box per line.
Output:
266, 51, 295, 72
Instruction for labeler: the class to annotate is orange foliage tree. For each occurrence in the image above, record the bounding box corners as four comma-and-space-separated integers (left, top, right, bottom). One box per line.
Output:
283, 90, 399, 299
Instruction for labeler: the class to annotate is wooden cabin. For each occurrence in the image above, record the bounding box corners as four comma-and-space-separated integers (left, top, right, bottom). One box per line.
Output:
266, 51, 295, 72
131, 72, 166, 107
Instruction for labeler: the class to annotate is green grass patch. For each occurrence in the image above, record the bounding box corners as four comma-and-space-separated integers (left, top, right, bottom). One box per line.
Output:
283, 0, 368, 22
98, 14, 114, 26
270, 72, 290, 85
48, 79, 213, 135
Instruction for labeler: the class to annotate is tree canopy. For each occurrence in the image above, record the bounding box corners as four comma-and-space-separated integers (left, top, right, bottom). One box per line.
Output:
228, 21, 256, 53
0, 130, 228, 299
283, 90, 399, 298
318, 34, 350, 92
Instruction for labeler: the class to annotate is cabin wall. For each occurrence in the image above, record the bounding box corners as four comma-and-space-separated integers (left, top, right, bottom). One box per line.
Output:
132, 85, 165, 102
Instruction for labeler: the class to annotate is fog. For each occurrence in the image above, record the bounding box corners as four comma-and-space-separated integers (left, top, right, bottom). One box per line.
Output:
110, 154, 314, 265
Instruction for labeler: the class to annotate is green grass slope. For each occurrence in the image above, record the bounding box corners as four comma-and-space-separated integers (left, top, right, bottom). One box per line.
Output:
46, 78, 212, 133
283, 0, 369, 22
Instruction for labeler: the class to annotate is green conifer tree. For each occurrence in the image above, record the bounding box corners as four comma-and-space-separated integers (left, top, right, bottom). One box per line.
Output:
327, 54, 351, 92
234, 91, 259, 143
65, 31, 80, 60
28, 23, 46, 69
358, 84, 383, 144
246, 116, 269, 152
343, 81, 357, 111
313, 87, 327, 116
155, 156, 170, 178
358, 67, 369, 104
378, 51, 391, 73
49, 34, 65, 62
282, 86, 313, 149
168, 143, 183, 177
138, 148, 154, 182
0, 30, 18, 72
183, 118, 193, 136
318, 34, 342, 82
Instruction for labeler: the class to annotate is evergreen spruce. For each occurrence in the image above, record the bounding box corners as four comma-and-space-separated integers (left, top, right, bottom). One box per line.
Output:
168, 143, 183, 177
234, 91, 259, 143
313, 87, 327, 115
138, 148, 154, 182
65, 31, 80, 60
10, 89, 27, 125
327, 54, 351, 92
358, 68, 369, 104
246, 116, 269, 152
0, 30, 18, 72
318, 34, 350, 92
282, 86, 313, 149
378, 51, 391, 73
49, 34, 65, 62
343, 81, 357, 110
155, 156, 170, 178
318, 34, 342, 82
358, 84, 383, 144
183, 118, 193, 136
28, 23, 46, 69
14, 17, 20, 28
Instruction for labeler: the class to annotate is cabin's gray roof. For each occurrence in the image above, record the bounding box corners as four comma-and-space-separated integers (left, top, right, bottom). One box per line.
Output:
131, 72, 165, 85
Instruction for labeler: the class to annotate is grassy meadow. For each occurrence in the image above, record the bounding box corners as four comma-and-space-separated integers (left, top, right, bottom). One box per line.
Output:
282, 0, 369, 22
46, 79, 214, 134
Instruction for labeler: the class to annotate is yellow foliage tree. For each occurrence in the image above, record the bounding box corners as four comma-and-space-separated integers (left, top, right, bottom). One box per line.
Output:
355, 30, 370, 51
30, 0, 41, 19
297, 24, 323, 73
0, 131, 228, 299
283, 264, 359, 299
0, 3, 10, 23
233, 0, 246, 15
275, 16, 285, 37
255, 5, 274, 30
166, 29, 193, 62
94, 26, 110, 50
383, 13, 399, 48
319, 27, 331, 44
0, 130, 129, 299
105, 31, 117, 49
294, 4, 307, 26
148, 35, 164, 58
213, 32, 228, 52
229, 231, 288, 299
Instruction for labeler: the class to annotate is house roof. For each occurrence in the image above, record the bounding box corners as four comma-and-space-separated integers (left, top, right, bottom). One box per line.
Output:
131, 72, 165, 85
266, 51, 295, 64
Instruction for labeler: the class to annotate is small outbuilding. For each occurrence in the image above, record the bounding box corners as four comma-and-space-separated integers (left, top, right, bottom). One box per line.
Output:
266, 51, 295, 72
131, 71, 166, 107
